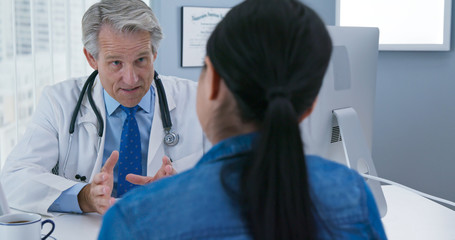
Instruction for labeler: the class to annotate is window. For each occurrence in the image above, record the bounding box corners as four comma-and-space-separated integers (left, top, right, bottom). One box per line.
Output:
0, 0, 97, 167
0, 0, 151, 167
336, 0, 452, 51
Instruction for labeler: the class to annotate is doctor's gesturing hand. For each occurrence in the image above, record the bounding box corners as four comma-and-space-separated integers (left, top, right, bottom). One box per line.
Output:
78, 151, 118, 214
126, 156, 177, 185
77, 153, 176, 215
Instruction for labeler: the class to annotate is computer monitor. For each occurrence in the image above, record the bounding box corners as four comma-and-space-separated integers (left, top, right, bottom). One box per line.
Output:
300, 26, 387, 217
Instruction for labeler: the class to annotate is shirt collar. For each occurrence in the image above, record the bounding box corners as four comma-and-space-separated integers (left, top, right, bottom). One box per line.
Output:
196, 132, 258, 166
104, 86, 154, 116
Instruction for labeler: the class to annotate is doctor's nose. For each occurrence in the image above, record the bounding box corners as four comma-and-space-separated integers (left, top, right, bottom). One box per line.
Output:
122, 65, 139, 85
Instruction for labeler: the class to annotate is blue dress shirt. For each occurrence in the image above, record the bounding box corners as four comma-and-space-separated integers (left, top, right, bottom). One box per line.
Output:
49, 86, 155, 213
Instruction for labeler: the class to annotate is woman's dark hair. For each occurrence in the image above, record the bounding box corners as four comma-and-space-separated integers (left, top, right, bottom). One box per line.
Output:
206, 0, 332, 239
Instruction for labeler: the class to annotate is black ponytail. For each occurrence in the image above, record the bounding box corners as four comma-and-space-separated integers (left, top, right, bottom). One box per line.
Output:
208, 0, 332, 239
245, 95, 314, 239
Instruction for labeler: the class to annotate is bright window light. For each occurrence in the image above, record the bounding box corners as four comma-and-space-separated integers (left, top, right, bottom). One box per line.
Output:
336, 0, 452, 51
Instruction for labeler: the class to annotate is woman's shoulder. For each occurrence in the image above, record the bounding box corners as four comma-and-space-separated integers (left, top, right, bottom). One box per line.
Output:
306, 155, 364, 185
305, 155, 369, 221
107, 163, 247, 239
117, 168, 202, 211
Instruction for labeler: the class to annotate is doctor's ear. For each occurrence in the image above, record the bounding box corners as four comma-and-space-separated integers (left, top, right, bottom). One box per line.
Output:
84, 48, 98, 70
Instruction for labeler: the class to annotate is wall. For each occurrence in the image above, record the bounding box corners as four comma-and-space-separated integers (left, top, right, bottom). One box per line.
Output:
306, 0, 455, 206
153, 0, 455, 205
152, 0, 333, 81
374, 14, 455, 207
152, 0, 242, 81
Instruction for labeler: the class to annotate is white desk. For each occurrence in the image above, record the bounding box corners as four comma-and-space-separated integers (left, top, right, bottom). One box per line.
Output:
41, 185, 455, 240
381, 185, 455, 239
42, 213, 102, 240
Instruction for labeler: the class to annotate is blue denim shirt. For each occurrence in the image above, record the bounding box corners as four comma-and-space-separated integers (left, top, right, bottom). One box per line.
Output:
99, 133, 387, 239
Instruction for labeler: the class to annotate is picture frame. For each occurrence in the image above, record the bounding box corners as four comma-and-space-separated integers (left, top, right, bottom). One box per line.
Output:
181, 6, 230, 67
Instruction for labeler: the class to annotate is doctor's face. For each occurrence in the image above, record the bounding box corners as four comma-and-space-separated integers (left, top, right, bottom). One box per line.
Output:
85, 25, 156, 108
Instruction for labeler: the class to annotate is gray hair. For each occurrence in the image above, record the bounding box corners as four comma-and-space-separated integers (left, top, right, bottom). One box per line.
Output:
82, 0, 163, 59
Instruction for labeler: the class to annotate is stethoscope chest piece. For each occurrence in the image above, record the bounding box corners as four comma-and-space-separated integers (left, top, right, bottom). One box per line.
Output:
164, 130, 179, 146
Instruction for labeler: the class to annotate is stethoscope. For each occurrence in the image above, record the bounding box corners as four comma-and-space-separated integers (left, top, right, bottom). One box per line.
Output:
62, 70, 179, 180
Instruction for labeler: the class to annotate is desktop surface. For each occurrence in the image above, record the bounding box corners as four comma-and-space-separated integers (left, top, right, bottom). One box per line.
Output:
381, 185, 455, 239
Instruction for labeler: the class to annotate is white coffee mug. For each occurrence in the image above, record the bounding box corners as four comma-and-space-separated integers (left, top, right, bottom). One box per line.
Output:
0, 213, 55, 240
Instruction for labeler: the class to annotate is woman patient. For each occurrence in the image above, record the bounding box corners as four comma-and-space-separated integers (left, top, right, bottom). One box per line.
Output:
99, 0, 387, 239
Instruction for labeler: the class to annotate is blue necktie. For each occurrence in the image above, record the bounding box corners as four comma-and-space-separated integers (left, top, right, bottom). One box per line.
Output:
117, 106, 142, 197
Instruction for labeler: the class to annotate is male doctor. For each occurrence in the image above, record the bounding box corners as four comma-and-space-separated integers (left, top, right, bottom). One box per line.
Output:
0, 0, 208, 215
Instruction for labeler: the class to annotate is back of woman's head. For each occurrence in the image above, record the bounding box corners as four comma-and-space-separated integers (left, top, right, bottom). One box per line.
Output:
207, 0, 331, 122
207, 0, 332, 239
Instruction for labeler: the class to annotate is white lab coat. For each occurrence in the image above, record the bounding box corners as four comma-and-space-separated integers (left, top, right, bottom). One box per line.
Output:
0, 75, 209, 215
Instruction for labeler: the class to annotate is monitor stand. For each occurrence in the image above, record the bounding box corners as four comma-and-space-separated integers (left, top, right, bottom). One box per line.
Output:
333, 107, 387, 218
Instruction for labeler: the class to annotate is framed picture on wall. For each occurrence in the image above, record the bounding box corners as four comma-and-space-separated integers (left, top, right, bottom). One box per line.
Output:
181, 6, 230, 67
336, 0, 452, 51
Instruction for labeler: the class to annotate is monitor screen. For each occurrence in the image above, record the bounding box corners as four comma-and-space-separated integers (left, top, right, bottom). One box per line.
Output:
300, 26, 387, 217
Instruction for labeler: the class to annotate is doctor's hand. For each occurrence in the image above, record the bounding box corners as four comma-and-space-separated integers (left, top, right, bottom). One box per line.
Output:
125, 156, 176, 185
78, 151, 118, 215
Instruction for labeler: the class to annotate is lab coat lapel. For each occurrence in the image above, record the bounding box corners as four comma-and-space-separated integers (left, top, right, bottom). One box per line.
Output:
147, 81, 176, 169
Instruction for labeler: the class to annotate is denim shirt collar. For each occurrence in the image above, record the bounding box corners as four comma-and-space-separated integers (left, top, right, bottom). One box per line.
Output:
197, 132, 258, 167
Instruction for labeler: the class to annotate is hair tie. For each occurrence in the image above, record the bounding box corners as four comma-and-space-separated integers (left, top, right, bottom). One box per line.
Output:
266, 88, 290, 101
